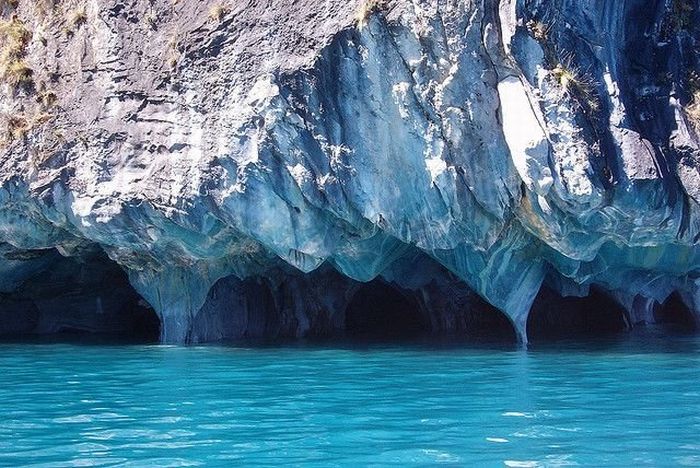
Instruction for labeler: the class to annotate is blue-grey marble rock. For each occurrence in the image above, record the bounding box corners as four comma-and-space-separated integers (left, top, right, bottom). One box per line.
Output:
0, 0, 698, 342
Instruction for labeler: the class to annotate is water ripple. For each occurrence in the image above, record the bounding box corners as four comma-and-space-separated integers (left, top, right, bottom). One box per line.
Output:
0, 334, 698, 465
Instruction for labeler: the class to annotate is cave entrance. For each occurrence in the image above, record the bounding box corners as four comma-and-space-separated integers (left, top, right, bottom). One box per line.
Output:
654, 293, 697, 332
344, 280, 430, 340
526, 285, 628, 341
191, 276, 278, 342
460, 295, 518, 343
0, 250, 160, 343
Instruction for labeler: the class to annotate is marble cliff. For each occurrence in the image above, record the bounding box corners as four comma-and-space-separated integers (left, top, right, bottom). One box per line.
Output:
0, 0, 698, 343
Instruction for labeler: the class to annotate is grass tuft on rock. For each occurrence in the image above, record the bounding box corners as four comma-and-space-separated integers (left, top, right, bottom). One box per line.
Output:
551, 53, 600, 113
356, 0, 387, 30
526, 19, 550, 42
1, 58, 31, 86
208, 4, 229, 22
69, 7, 87, 28
0, 15, 32, 90
3, 114, 28, 141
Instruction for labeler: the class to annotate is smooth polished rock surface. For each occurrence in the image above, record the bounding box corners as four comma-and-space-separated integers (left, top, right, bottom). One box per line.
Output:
0, 0, 698, 342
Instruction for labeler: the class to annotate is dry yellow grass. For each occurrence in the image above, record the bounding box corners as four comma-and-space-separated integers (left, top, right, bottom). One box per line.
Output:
69, 7, 87, 28
0, 15, 32, 89
209, 4, 229, 22
356, 0, 387, 30
551, 53, 599, 112
687, 90, 700, 133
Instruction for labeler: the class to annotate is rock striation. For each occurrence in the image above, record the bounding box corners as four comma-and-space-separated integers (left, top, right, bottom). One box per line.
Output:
0, 0, 698, 343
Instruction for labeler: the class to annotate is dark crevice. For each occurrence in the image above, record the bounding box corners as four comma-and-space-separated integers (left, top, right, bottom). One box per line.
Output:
0, 250, 160, 343
654, 292, 698, 332
344, 280, 429, 340
457, 294, 518, 343
527, 285, 629, 341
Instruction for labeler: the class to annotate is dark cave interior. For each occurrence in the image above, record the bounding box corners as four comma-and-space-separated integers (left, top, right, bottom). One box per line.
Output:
654, 292, 697, 331
344, 281, 430, 339
0, 250, 160, 342
0, 249, 697, 345
527, 286, 629, 341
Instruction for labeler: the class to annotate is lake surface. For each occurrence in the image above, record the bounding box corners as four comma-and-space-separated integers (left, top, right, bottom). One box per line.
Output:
1, 331, 699, 466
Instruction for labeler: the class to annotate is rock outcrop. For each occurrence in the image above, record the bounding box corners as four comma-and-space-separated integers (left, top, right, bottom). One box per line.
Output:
0, 0, 698, 343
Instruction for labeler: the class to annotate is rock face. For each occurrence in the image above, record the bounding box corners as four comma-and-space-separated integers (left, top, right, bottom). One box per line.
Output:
0, 0, 698, 343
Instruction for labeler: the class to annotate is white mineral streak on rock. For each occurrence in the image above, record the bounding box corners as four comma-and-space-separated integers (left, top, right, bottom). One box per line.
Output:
498, 76, 553, 196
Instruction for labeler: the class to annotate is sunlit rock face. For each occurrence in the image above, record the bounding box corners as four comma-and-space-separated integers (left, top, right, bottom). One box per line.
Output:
0, 0, 698, 343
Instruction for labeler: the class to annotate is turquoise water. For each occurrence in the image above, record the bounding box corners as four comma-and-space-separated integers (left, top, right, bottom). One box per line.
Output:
1, 332, 699, 466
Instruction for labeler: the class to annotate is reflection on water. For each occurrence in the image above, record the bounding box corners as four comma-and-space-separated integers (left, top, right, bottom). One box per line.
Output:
0, 329, 699, 466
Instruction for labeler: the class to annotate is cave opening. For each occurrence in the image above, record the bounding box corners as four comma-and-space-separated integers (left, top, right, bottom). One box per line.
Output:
458, 295, 519, 343
654, 293, 697, 332
344, 280, 430, 340
191, 275, 279, 342
0, 250, 160, 343
527, 285, 628, 341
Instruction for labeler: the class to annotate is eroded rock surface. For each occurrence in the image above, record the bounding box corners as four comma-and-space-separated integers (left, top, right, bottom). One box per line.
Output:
0, 0, 698, 343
